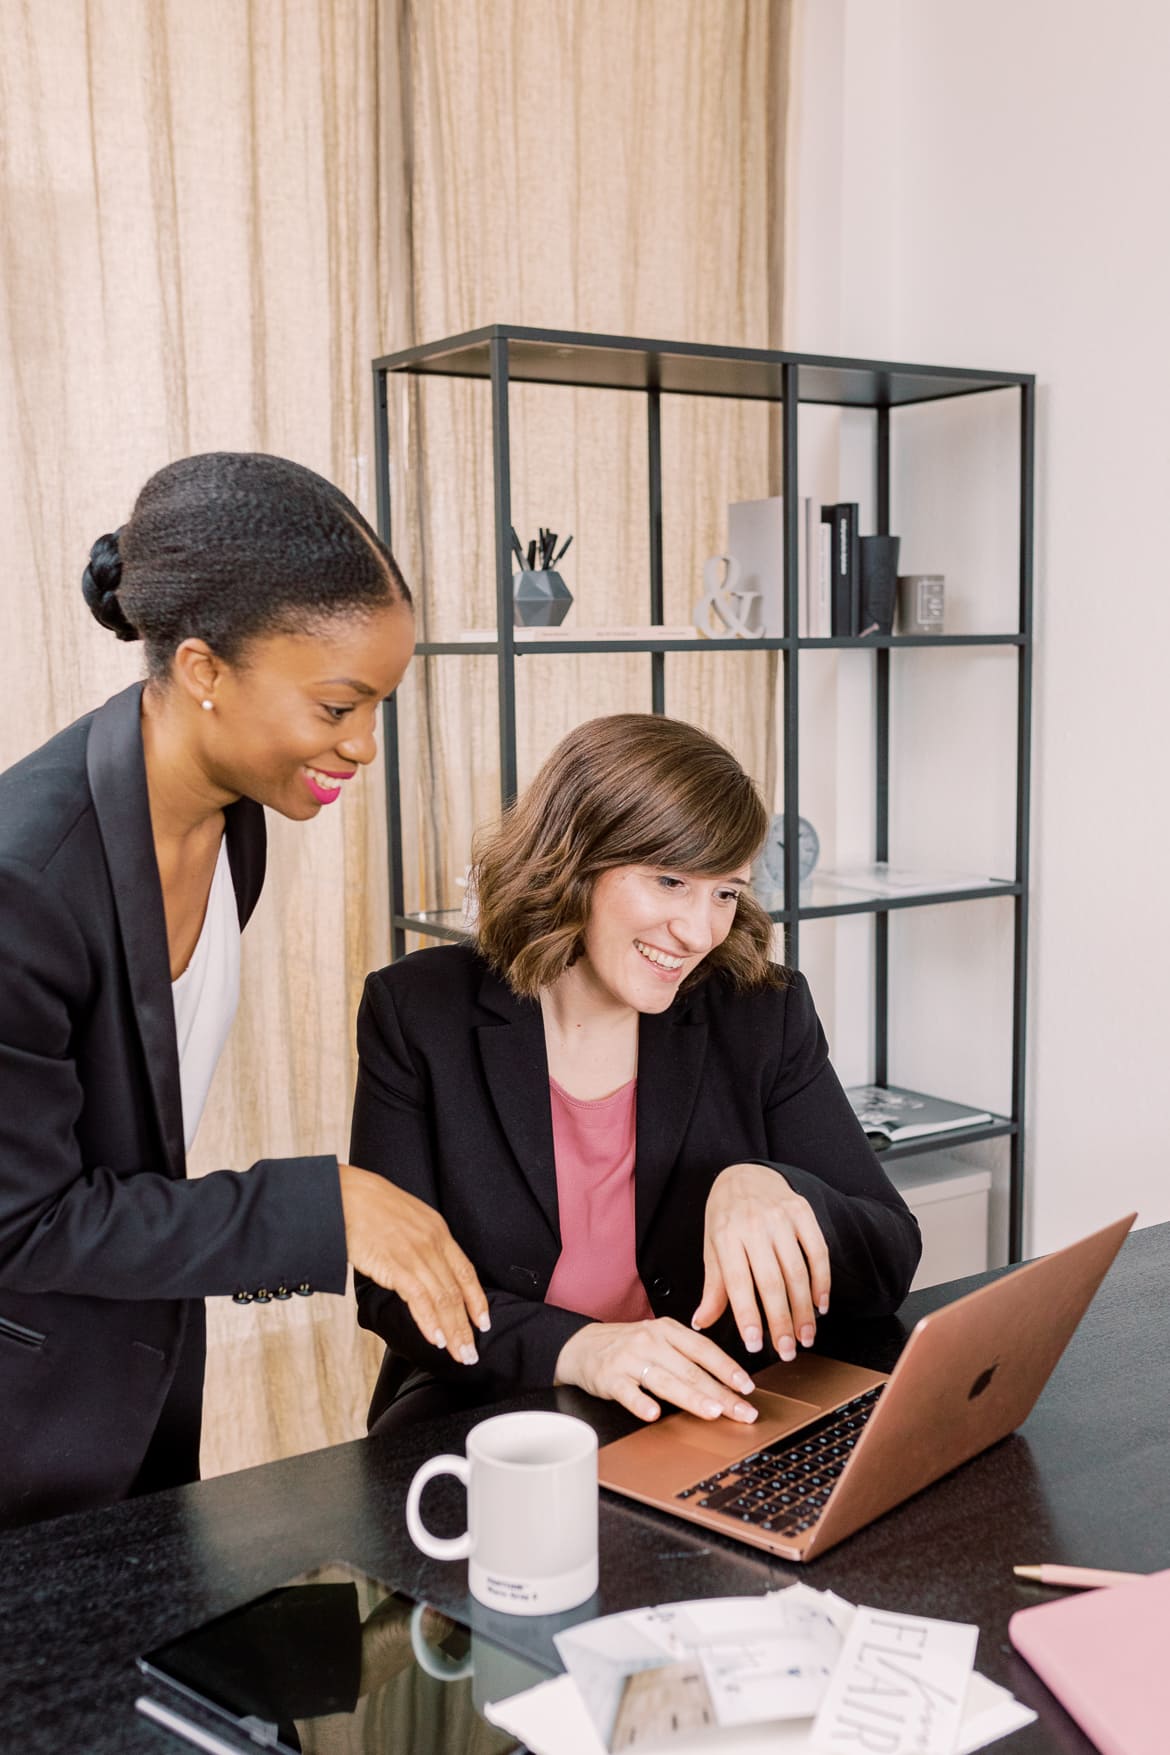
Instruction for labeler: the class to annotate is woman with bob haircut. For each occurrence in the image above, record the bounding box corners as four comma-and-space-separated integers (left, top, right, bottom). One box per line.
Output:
352, 712, 920, 1434
0, 451, 488, 1530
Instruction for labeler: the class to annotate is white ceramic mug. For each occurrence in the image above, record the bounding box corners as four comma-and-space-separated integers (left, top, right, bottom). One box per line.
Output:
405, 1410, 598, 1615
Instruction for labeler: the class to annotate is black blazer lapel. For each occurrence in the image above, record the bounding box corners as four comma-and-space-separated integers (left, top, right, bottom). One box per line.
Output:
474, 969, 561, 1247
86, 683, 186, 1178
635, 1000, 709, 1251
224, 797, 267, 927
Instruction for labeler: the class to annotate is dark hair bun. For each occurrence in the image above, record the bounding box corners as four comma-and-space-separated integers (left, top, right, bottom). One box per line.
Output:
81, 529, 139, 641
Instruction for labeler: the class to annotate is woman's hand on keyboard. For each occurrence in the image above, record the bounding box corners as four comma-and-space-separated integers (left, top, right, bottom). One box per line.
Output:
692, 1162, 831, 1361
553, 1316, 759, 1423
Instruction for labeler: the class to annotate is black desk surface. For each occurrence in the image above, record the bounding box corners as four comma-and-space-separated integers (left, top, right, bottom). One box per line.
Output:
3, 1222, 1165, 1754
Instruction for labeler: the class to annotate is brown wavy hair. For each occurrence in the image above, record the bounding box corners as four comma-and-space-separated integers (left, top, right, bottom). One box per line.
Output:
473, 714, 787, 999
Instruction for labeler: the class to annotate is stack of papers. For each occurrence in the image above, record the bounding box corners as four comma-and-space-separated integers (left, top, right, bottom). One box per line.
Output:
484, 1585, 1034, 1755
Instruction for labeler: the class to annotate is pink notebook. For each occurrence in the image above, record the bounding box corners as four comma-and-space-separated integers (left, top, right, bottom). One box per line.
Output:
1009, 1568, 1170, 1754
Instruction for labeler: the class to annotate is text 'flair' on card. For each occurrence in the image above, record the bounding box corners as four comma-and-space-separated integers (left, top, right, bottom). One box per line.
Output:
810, 1605, 978, 1755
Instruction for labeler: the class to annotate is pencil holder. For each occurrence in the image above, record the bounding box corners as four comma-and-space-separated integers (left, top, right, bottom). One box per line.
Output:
512, 568, 573, 628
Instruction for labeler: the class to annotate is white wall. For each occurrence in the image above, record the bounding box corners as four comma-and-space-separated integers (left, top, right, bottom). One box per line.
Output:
786, 0, 1170, 1251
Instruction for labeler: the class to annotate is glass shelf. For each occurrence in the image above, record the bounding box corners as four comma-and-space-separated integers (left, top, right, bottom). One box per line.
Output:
393, 909, 470, 944
797, 634, 1025, 649
414, 633, 1027, 657
876, 1119, 1016, 1162
375, 324, 1031, 409
764, 870, 1018, 922
399, 875, 1018, 944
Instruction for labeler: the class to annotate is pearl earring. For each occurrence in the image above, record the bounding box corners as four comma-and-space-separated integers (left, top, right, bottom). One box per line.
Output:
201, 699, 214, 712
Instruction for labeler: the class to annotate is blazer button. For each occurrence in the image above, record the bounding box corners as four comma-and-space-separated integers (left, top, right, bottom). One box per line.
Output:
254, 1287, 273, 1304
294, 1282, 313, 1297
274, 1284, 292, 1300
509, 1265, 540, 1289
650, 1277, 672, 1298
232, 1290, 254, 1305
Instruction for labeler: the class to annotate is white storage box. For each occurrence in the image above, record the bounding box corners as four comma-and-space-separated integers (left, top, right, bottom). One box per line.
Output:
888, 1152, 993, 1291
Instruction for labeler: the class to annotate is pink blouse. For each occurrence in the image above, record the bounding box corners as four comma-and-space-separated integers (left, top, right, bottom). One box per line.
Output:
544, 1076, 654, 1324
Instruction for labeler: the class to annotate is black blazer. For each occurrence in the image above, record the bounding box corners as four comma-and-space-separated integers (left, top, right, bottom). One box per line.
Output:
0, 684, 347, 1528
351, 944, 921, 1410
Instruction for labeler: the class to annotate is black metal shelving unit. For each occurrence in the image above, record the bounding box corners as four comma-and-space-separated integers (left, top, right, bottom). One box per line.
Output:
372, 325, 1034, 1258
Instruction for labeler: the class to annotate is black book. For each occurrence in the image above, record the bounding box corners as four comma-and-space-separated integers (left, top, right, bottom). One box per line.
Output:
822, 503, 860, 635
821, 506, 843, 635
841, 501, 860, 634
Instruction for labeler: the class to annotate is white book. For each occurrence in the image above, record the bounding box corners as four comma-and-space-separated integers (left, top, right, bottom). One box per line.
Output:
802, 498, 816, 638
813, 518, 832, 638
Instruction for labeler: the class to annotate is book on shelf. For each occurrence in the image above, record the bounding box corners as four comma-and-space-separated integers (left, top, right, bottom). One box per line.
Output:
846, 1085, 994, 1145
816, 516, 832, 637
821, 502, 860, 636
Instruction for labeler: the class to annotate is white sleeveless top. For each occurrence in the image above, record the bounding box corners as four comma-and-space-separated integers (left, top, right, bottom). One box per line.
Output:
171, 838, 242, 1152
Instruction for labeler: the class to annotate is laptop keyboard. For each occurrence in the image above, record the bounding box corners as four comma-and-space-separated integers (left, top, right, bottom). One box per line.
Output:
674, 1384, 885, 1537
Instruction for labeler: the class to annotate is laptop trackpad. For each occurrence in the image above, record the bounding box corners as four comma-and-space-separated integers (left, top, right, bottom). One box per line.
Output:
599, 1391, 826, 1499
671, 1391, 822, 1463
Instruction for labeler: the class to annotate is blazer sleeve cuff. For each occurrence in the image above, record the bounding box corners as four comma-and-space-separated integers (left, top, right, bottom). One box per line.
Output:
742, 1156, 921, 1314
357, 1282, 593, 1395
245, 1154, 348, 1296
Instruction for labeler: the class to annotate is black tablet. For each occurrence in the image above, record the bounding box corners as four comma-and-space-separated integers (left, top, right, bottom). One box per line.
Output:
137, 1559, 549, 1753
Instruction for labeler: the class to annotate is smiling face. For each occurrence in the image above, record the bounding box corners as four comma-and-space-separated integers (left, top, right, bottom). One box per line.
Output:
182, 601, 415, 819
577, 863, 751, 1014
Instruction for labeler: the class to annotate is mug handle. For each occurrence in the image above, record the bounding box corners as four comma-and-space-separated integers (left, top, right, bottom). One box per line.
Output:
405, 1454, 472, 1560
409, 1602, 474, 1681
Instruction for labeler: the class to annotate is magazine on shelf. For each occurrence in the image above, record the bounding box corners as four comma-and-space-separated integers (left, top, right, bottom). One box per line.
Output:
847, 1084, 993, 1144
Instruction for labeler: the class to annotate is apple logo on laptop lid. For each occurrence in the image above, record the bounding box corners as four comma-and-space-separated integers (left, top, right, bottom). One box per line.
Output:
968, 1361, 1000, 1401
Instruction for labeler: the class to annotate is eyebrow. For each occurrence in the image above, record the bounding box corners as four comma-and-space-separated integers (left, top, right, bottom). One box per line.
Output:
317, 676, 378, 696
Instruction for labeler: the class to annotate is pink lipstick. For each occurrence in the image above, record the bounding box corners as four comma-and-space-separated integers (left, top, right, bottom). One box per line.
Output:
302, 765, 354, 805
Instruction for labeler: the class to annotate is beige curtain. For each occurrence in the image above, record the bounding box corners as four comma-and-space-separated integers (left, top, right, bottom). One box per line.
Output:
391, 0, 793, 923
0, 0, 791, 1478
0, 0, 399, 1475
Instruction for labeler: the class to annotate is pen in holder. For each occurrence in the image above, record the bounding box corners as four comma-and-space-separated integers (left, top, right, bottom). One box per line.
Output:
511, 525, 574, 627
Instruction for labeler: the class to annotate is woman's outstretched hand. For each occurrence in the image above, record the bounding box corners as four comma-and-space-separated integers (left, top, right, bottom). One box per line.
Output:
338, 1164, 490, 1367
554, 1316, 758, 1424
691, 1162, 831, 1360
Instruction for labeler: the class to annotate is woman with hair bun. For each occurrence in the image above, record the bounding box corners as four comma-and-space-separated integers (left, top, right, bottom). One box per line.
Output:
0, 451, 488, 1529
351, 714, 920, 1436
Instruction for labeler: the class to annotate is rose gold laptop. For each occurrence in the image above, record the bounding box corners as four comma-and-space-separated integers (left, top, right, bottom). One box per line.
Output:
599, 1214, 1135, 1563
